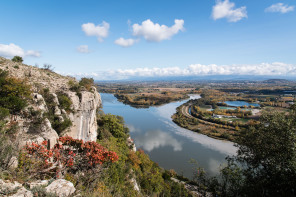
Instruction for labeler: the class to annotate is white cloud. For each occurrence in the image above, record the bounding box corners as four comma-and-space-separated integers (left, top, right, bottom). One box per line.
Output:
26, 50, 41, 57
212, 0, 247, 22
0, 43, 40, 58
132, 19, 184, 42
66, 62, 296, 80
114, 38, 138, 47
76, 45, 90, 53
82, 21, 110, 42
265, 3, 294, 13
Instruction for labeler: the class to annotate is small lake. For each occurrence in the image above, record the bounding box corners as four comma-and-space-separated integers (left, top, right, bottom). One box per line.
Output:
101, 93, 237, 179
224, 101, 260, 107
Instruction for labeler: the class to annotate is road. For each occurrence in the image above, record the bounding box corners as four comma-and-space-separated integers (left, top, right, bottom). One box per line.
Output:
180, 105, 226, 127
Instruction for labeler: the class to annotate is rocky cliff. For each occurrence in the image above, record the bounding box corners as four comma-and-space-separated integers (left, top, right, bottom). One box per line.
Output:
65, 87, 101, 141
0, 57, 101, 149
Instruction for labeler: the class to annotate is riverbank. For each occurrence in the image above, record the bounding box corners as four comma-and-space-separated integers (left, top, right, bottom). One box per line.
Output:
172, 104, 238, 142
115, 93, 189, 108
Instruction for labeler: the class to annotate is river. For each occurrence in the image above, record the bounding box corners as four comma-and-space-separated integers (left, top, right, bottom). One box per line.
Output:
100, 93, 237, 179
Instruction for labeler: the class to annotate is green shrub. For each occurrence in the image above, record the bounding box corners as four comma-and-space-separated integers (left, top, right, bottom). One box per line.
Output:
97, 114, 128, 139
57, 92, 72, 112
11, 56, 23, 63
52, 117, 72, 135
13, 65, 19, 69
79, 77, 94, 91
0, 69, 31, 114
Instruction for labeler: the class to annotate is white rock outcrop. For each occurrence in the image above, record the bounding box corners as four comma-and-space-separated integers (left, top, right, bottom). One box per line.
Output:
0, 179, 33, 197
65, 87, 101, 142
33, 93, 48, 113
45, 179, 76, 197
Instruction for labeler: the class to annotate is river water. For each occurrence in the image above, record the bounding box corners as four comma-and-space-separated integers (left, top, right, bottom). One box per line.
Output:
100, 93, 237, 179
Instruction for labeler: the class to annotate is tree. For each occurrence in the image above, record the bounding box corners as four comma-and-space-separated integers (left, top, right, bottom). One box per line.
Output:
43, 64, 54, 71
231, 106, 296, 196
199, 105, 296, 196
11, 56, 23, 63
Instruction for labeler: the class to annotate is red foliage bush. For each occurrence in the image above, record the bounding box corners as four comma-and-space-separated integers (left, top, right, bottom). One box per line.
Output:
23, 136, 118, 177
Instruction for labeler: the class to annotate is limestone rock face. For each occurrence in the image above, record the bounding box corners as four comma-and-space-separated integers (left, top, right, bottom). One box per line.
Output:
33, 93, 48, 113
18, 118, 59, 149
40, 119, 59, 147
0, 57, 102, 150
45, 179, 75, 197
65, 87, 101, 141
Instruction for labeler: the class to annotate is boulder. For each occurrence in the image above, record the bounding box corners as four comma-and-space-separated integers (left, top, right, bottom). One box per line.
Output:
45, 179, 75, 197
0, 179, 33, 197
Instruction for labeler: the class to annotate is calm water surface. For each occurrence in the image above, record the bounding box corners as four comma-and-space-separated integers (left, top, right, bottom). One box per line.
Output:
225, 101, 260, 107
101, 93, 237, 178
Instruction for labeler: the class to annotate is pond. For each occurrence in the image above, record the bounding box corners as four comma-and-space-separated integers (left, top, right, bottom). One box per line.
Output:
101, 93, 237, 179
224, 101, 260, 107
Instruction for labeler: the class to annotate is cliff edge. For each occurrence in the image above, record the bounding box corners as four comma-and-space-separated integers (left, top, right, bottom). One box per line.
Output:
0, 57, 101, 149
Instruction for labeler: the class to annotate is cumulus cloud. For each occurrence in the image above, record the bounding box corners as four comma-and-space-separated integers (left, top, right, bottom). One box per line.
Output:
76, 45, 90, 53
265, 3, 294, 13
82, 21, 110, 42
25, 50, 41, 57
132, 19, 184, 42
66, 62, 296, 80
111, 63, 296, 77
114, 38, 138, 47
212, 0, 247, 22
0, 43, 40, 58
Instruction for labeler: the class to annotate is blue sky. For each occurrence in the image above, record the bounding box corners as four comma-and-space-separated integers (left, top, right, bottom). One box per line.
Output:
0, 0, 295, 79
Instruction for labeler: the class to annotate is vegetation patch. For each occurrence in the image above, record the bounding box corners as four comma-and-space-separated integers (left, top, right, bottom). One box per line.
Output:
0, 69, 31, 115
11, 56, 23, 63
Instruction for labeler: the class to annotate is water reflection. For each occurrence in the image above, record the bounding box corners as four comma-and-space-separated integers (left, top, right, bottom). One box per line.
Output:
100, 93, 237, 177
161, 119, 237, 156
126, 124, 139, 133
154, 95, 237, 156
135, 130, 182, 152
208, 158, 223, 174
